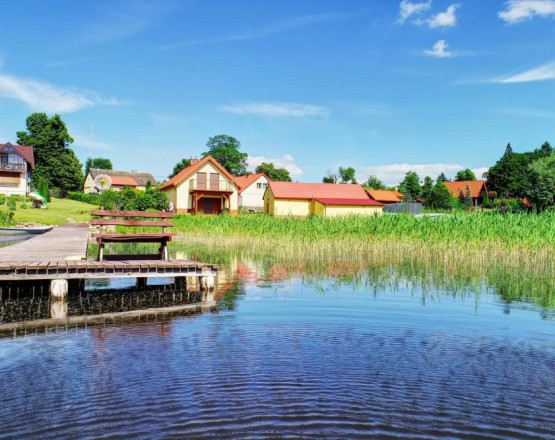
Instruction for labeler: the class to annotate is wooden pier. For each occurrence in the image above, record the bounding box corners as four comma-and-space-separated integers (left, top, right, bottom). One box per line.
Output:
0, 223, 217, 288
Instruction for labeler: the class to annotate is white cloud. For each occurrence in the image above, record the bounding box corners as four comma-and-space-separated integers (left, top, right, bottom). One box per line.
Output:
221, 102, 331, 118
397, 0, 432, 24
159, 11, 357, 50
424, 40, 452, 57
472, 167, 489, 179
499, 0, 555, 23
359, 163, 485, 186
247, 154, 304, 177
489, 61, 555, 83
0, 73, 120, 113
417, 3, 460, 28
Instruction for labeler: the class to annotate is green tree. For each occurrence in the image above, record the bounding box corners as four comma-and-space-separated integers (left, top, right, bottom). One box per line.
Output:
169, 158, 191, 179
339, 166, 357, 184
254, 162, 292, 181
37, 180, 51, 203
17, 113, 83, 191
525, 153, 555, 209
428, 182, 454, 209
486, 143, 531, 198
455, 169, 476, 181
398, 171, 421, 199
436, 172, 449, 183
421, 176, 434, 203
364, 175, 386, 190
202, 135, 248, 176
85, 157, 113, 176
322, 170, 339, 184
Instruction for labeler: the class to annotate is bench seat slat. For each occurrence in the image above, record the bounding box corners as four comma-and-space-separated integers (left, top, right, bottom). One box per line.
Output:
90, 210, 173, 218
93, 233, 175, 243
90, 219, 174, 227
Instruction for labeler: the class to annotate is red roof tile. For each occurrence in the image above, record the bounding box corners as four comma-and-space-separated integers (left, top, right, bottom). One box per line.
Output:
443, 180, 488, 198
315, 198, 384, 206
0, 142, 35, 169
159, 156, 237, 191
110, 176, 139, 186
267, 182, 370, 200
233, 173, 268, 193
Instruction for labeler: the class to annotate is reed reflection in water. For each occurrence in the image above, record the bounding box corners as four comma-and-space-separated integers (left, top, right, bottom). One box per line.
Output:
0, 244, 553, 439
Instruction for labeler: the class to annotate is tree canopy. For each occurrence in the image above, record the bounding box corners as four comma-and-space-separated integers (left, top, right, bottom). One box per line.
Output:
421, 176, 434, 203
168, 158, 191, 179
436, 172, 449, 183
427, 181, 454, 209
17, 113, 84, 191
85, 157, 113, 176
202, 135, 248, 176
398, 171, 421, 199
454, 169, 476, 181
525, 153, 555, 209
364, 175, 386, 190
254, 162, 292, 182
339, 166, 357, 184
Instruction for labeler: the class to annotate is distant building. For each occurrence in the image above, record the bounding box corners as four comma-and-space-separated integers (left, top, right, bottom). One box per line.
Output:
158, 156, 239, 215
442, 180, 489, 206
366, 190, 405, 204
233, 173, 269, 212
263, 182, 383, 217
0, 142, 34, 196
83, 168, 156, 194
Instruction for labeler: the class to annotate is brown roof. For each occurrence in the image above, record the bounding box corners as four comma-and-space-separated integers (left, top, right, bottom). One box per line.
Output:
366, 190, 402, 203
89, 168, 155, 186
266, 182, 370, 200
233, 173, 268, 193
159, 156, 237, 191
0, 142, 35, 169
443, 180, 488, 198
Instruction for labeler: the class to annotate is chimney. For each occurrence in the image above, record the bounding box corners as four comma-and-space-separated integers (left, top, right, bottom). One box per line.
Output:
190, 157, 199, 164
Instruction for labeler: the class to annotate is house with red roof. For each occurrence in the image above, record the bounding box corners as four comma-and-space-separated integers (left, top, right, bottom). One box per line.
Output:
0, 142, 35, 196
263, 181, 383, 217
232, 173, 269, 212
158, 156, 239, 215
83, 168, 156, 194
442, 180, 489, 206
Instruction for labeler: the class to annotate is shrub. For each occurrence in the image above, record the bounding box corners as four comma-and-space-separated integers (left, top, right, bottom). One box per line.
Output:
0, 194, 5, 205
66, 188, 168, 211
0, 210, 14, 226
7, 197, 16, 211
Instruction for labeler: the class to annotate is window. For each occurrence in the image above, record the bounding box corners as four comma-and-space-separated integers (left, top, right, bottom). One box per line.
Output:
0, 171, 20, 187
257, 183, 267, 189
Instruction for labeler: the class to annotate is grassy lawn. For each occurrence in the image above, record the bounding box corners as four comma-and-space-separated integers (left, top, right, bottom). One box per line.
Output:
0, 197, 98, 225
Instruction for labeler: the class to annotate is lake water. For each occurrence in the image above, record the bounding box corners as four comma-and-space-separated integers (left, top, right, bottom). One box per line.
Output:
0, 248, 554, 439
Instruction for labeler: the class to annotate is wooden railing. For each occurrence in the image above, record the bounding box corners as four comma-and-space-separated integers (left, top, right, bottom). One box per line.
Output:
0, 162, 26, 172
189, 178, 234, 191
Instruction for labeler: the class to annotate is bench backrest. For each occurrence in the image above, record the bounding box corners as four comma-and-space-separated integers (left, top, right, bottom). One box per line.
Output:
90, 209, 174, 232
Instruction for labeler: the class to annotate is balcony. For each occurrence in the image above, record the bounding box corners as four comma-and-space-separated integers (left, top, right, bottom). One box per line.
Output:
0, 162, 26, 172
189, 178, 234, 192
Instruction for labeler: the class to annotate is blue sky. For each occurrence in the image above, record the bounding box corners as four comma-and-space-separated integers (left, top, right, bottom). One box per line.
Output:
1, 0, 555, 185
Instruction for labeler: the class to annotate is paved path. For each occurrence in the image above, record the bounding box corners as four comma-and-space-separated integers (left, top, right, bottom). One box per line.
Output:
0, 223, 90, 262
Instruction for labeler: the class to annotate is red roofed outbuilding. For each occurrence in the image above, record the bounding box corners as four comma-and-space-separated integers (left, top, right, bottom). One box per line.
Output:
263, 181, 383, 217
232, 172, 269, 212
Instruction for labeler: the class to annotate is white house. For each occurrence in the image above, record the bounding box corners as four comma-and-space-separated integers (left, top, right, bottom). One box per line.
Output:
233, 173, 269, 212
83, 168, 157, 194
0, 142, 34, 196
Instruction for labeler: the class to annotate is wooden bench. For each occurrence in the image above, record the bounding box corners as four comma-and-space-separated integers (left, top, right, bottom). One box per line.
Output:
90, 209, 176, 261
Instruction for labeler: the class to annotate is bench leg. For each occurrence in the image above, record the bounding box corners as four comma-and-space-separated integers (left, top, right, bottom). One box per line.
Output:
159, 241, 168, 260
98, 242, 105, 262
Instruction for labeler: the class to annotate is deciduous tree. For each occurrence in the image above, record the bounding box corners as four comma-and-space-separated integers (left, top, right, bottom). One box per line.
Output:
525, 153, 555, 209
17, 113, 84, 191
454, 169, 476, 181
339, 166, 357, 184
364, 175, 386, 190
85, 157, 113, 176
169, 158, 191, 179
202, 135, 248, 176
254, 162, 292, 181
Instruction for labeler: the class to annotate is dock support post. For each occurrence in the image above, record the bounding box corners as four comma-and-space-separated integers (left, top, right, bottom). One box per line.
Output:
136, 277, 148, 290
175, 277, 187, 291
50, 279, 68, 301
199, 268, 215, 292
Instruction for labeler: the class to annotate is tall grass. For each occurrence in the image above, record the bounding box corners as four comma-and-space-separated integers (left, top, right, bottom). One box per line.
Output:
171, 211, 555, 250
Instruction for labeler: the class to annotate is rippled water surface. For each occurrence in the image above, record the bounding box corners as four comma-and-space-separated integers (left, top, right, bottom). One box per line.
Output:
1, 253, 554, 439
